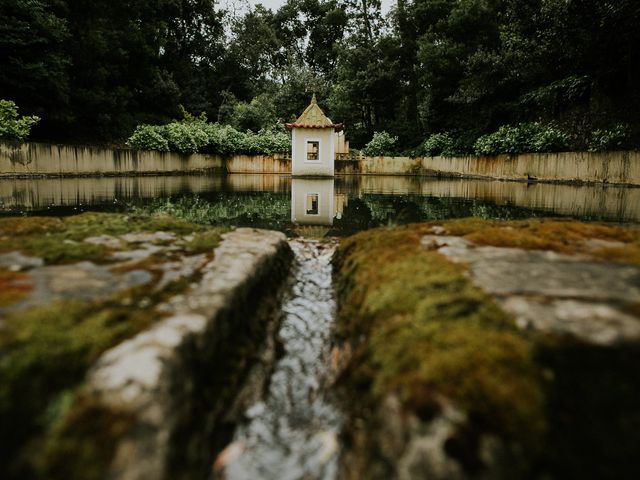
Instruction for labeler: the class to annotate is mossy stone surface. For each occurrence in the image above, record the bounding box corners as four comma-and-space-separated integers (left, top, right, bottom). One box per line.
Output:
0, 212, 227, 478
333, 220, 640, 478
0, 212, 216, 265
333, 224, 547, 475
431, 217, 640, 265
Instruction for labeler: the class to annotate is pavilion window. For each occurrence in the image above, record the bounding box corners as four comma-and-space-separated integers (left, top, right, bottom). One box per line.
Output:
307, 141, 319, 161
306, 193, 319, 215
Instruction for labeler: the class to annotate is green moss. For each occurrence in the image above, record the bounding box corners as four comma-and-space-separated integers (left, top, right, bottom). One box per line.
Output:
335, 221, 640, 477
591, 242, 640, 267
10, 236, 110, 264
0, 269, 33, 307
0, 212, 232, 478
333, 225, 547, 461
38, 395, 134, 480
0, 217, 66, 236
62, 212, 204, 239
424, 217, 640, 265
0, 212, 220, 265
184, 230, 223, 254
0, 273, 206, 477
0, 299, 143, 468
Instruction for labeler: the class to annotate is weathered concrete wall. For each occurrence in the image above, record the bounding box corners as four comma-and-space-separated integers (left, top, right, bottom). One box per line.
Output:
3, 142, 639, 186
359, 156, 422, 176
341, 152, 640, 186
225, 154, 290, 174
0, 142, 224, 176
421, 151, 640, 185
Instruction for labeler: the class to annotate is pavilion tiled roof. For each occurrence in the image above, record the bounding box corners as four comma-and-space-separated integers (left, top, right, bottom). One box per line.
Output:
285, 94, 343, 131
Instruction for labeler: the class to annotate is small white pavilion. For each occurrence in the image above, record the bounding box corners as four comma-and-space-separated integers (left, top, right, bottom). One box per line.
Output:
286, 95, 343, 177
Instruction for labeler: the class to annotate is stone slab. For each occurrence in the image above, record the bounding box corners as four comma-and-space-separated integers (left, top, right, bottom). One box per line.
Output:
423, 234, 640, 345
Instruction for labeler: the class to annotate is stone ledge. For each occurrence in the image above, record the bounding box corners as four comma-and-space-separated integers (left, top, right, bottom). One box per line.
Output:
421, 234, 640, 345
84, 228, 291, 480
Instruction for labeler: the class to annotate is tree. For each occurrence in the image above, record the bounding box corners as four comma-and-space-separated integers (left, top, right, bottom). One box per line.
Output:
0, 0, 69, 133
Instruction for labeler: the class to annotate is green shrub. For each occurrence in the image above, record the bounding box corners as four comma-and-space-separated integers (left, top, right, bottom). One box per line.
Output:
200, 123, 243, 155
0, 99, 40, 141
126, 125, 169, 151
362, 131, 398, 156
127, 120, 291, 156
163, 121, 209, 154
242, 128, 291, 155
474, 122, 569, 155
418, 132, 457, 156
588, 124, 628, 152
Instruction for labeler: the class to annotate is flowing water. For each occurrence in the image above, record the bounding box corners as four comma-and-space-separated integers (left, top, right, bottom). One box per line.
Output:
217, 239, 342, 480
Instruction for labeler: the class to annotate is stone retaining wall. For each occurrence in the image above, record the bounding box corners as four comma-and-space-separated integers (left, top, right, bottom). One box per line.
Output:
85, 228, 292, 480
421, 151, 640, 186
354, 151, 640, 185
0, 142, 224, 176
2, 141, 639, 186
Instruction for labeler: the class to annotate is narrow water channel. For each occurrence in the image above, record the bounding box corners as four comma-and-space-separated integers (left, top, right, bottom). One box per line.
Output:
217, 239, 342, 480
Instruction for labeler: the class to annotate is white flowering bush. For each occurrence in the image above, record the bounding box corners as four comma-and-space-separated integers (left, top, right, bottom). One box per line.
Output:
362, 131, 398, 156
127, 120, 291, 155
162, 122, 209, 154
417, 132, 457, 156
474, 123, 569, 155
126, 125, 170, 151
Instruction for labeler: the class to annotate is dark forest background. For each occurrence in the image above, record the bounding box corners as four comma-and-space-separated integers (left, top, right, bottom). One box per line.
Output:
1, 0, 639, 150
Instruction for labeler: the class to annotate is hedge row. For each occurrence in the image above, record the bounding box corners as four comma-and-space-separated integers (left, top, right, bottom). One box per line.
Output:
127, 121, 291, 155
366, 123, 630, 157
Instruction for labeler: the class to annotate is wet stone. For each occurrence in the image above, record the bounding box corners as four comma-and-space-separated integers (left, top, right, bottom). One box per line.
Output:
425, 234, 640, 345
82, 228, 291, 480
502, 297, 640, 345
111, 245, 165, 262
0, 251, 44, 270
23, 262, 152, 306
84, 234, 125, 249
153, 253, 208, 292
120, 232, 177, 244
469, 252, 640, 302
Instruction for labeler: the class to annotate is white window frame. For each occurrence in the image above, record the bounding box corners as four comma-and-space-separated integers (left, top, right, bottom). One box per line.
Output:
305, 138, 321, 163
304, 192, 321, 216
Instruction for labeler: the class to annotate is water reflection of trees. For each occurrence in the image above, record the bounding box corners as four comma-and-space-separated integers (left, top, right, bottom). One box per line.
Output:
131, 193, 292, 231
334, 195, 556, 235
128, 192, 563, 237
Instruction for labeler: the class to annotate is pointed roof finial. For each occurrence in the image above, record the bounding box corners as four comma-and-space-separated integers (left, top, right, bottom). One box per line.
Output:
284, 93, 344, 131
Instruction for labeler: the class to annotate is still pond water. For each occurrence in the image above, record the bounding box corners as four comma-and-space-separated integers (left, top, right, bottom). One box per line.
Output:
1, 174, 639, 231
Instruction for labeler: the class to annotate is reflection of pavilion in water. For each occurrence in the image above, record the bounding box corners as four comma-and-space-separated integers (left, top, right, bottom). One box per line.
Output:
290, 178, 347, 229
2, 174, 639, 223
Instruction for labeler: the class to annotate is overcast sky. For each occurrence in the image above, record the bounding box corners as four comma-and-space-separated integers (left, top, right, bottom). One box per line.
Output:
245, 0, 395, 14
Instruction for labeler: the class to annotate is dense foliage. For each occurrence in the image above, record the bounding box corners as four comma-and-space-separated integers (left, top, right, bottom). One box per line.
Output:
127, 118, 291, 155
588, 124, 629, 153
361, 131, 398, 156
415, 132, 456, 157
0, 100, 40, 141
474, 123, 570, 156
1, 0, 639, 152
